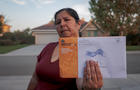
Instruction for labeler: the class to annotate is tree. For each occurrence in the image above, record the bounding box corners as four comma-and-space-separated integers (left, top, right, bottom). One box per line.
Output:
0, 16, 3, 33
13, 28, 34, 44
0, 14, 8, 34
89, 0, 140, 36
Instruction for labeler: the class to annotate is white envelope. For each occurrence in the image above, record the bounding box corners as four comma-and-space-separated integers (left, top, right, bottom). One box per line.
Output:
78, 36, 127, 78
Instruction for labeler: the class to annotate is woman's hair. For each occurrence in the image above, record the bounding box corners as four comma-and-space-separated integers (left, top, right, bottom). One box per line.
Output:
54, 8, 80, 24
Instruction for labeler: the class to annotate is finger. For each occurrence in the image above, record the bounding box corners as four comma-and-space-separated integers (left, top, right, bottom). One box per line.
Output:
83, 66, 87, 82
83, 61, 90, 88
95, 62, 103, 81
86, 61, 91, 80
90, 61, 97, 83
95, 62, 103, 88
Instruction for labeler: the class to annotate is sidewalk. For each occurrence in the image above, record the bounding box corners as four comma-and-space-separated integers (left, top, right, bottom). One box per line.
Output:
127, 51, 140, 54
102, 74, 140, 90
0, 76, 31, 90
0, 74, 140, 90
0, 44, 46, 56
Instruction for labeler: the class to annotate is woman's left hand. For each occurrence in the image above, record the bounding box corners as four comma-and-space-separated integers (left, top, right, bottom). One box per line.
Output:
82, 60, 103, 90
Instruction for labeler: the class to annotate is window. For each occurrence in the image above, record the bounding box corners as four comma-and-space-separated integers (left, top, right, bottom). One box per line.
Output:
94, 30, 98, 36
88, 31, 91, 36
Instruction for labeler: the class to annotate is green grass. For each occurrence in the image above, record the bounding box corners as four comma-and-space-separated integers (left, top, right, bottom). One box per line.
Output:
126, 46, 140, 51
0, 44, 30, 54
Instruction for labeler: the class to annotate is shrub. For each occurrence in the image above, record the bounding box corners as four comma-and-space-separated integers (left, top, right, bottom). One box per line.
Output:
0, 39, 15, 45
126, 32, 140, 45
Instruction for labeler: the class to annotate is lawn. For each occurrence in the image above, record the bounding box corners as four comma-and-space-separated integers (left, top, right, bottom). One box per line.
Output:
126, 46, 140, 51
0, 44, 30, 54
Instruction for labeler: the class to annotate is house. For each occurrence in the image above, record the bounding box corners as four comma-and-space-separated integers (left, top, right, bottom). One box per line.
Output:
32, 19, 109, 44
80, 19, 109, 37
32, 20, 59, 44
0, 15, 11, 35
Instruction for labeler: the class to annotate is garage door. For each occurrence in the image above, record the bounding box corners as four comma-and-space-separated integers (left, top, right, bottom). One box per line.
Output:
35, 33, 59, 44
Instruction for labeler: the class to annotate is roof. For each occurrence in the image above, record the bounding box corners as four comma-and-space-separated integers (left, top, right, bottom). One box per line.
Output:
32, 19, 100, 32
80, 19, 105, 33
32, 20, 56, 30
80, 19, 88, 30
32, 19, 88, 31
80, 20, 95, 32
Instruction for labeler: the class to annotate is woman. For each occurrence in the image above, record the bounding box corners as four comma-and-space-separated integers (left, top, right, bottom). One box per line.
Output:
27, 8, 103, 90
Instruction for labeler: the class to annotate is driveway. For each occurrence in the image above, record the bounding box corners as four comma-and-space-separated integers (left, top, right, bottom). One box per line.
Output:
0, 44, 46, 56
1, 44, 140, 56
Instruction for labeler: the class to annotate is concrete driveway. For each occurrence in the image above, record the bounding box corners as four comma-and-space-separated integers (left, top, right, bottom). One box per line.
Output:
0, 44, 46, 56
1, 44, 140, 56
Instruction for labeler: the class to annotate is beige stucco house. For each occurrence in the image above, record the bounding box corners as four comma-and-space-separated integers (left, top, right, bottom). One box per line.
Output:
32, 20, 109, 44
32, 21, 59, 44
80, 20, 109, 37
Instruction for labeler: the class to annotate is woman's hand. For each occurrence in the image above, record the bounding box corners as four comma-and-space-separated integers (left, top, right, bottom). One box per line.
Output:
82, 60, 103, 90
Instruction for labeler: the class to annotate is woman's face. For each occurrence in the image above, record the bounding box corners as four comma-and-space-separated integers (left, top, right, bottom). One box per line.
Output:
55, 11, 81, 37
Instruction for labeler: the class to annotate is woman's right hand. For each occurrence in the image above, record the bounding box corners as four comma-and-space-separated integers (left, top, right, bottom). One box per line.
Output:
82, 60, 103, 90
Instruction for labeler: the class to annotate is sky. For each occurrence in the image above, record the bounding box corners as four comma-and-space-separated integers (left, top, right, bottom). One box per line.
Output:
0, 0, 91, 32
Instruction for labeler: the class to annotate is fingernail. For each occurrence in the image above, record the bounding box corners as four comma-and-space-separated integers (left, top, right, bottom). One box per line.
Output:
95, 61, 98, 64
86, 61, 89, 64
89, 60, 92, 63
90, 60, 94, 64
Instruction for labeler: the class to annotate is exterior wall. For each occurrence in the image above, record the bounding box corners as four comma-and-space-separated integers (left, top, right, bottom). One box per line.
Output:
32, 29, 59, 44
32, 21, 110, 44
81, 28, 110, 37
80, 21, 110, 37
81, 30, 88, 37
35, 33, 59, 44
98, 31, 110, 36
81, 27, 97, 37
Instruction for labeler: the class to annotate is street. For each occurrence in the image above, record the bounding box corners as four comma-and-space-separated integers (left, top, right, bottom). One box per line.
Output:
127, 53, 140, 74
0, 53, 140, 76
0, 56, 36, 76
0, 52, 140, 90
